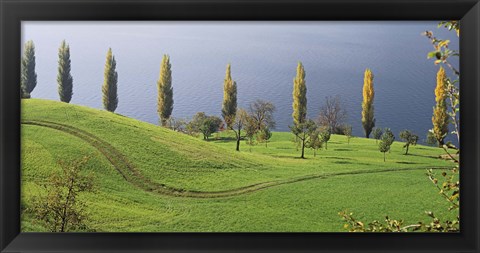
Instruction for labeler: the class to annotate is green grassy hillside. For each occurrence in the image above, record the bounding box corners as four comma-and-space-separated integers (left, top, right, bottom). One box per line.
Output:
21, 99, 457, 232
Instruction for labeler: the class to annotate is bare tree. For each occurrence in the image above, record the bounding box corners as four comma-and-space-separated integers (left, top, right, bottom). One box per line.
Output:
249, 99, 276, 131
231, 108, 250, 151
317, 95, 347, 134
165, 117, 186, 132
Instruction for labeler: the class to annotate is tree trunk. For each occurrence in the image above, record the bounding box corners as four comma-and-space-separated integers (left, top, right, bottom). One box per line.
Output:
383, 152, 386, 162
301, 139, 305, 158
405, 145, 409, 155
236, 138, 240, 151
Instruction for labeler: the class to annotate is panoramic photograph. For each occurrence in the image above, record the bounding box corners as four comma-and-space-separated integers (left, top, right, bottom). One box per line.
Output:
20, 21, 460, 232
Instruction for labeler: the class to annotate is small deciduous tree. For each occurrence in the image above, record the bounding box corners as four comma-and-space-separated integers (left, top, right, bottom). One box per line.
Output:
231, 108, 249, 151
157, 55, 173, 126
290, 119, 317, 159
319, 128, 331, 150
102, 48, 118, 112
244, 116, 257, 152
361, 69, 375, 138
29, 157, 94, 232
187, 112, 222, 140
343, 124, 353, 144
257, 127, 273, 148
307, 130, 323, 157
21, 40, 37, 98
378, 128, 395, 162
317, 95, 347, 134
399, 130, 419, 155
372, 127, 383, 143
57, 40, 73, 103
165, 117, 186, 132
249, 99, 276, 131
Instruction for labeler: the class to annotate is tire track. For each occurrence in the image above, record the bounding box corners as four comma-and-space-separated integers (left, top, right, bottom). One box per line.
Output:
22, 120, 448, 198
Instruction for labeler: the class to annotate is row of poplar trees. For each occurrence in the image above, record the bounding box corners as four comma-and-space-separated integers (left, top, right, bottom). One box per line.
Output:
20, 40, 175, 124
22, 40, 445, 149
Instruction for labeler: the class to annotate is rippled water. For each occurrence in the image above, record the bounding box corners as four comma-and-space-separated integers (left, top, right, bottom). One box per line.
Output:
22, 21, 459, 142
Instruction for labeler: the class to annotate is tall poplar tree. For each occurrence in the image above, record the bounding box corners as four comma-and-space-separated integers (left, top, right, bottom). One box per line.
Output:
290, 62, 312, 159
21, 40, 37, 98
102, 48, 118, 112
57, 40, 73, 103
432, 66, 449, 146
292, 62, 307, 126
361, 68, 375, 138
221, 63, 237, 128
157, 54, 173, 126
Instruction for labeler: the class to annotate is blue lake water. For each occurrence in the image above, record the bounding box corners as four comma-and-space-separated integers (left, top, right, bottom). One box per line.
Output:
22, 21, 459, 143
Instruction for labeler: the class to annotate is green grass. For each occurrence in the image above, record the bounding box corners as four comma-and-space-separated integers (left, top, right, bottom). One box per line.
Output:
21, 99, 457, 232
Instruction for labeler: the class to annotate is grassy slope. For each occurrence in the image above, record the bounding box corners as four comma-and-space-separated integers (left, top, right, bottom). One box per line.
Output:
21, 99, 457, 232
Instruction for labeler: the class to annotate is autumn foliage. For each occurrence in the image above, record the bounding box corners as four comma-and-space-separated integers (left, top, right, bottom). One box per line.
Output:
361, 69, 375, 138
432, 66, 449, 146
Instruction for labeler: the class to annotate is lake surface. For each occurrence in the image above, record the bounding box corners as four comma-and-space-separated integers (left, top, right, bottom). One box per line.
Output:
22, 21, 459, 143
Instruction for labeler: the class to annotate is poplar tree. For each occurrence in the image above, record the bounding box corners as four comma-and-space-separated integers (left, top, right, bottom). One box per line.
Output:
292, 62, 307, 126
102, 48, 118, 112
290, 62, 312, 158
221, 63, 237, 128
21, 40, 37, 98
432, 66, 449, 146
361, 68, 375, 138
157, 54, 173, 126
57, 40, 73, 103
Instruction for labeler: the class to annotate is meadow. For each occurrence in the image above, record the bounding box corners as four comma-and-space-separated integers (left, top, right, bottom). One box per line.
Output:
21, 99, 457, 232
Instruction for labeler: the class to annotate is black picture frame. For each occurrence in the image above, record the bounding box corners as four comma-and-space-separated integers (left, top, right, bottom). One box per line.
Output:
1, 0, 479, 252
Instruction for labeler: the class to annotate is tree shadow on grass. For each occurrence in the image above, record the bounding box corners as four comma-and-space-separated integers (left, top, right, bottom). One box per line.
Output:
205, 137, 238, 143
407, 153, 439, 160
324, 156, 355, 161
333, 160, 353, 164
333, 148, 356, 152
396, 161, 419, 165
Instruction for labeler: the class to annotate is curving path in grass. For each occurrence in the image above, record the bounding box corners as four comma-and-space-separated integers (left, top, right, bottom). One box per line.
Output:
22, 120, 447, 198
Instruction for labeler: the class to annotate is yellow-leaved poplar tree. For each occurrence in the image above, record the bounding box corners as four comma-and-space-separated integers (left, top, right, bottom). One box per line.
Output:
361, 68, 375, 138
432, 66, 449, 146
221, 63, 237, 128
290, 62, 313, 159
292, 62, 307, 126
